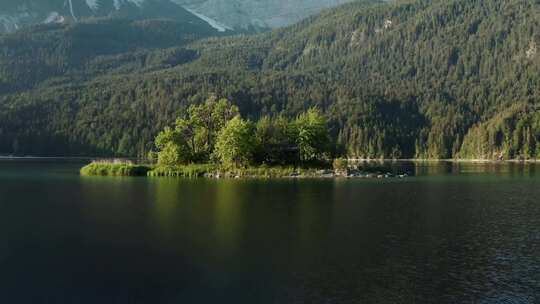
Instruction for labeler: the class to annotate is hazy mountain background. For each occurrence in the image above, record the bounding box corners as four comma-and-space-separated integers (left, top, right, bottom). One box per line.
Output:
0, 0, 539, 159
173, 0, 355, 30
0, 0, 355, 33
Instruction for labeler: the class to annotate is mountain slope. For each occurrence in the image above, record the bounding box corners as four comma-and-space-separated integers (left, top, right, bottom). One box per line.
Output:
0, 0, 356, 34
0, 0, 539, 158
0, 0, 226, 34
172, 0, 355, 31
0, 17, 219, 94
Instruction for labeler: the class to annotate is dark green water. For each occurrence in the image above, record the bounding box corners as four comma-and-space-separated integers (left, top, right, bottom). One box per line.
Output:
1, 160, 539, 303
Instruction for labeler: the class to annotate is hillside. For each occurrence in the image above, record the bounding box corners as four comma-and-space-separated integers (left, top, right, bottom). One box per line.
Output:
0, 17, 219, 93
0, 0, 224, 34
0, 0, 355, 34
172, 0, 355, 31
0, 0, 539, 159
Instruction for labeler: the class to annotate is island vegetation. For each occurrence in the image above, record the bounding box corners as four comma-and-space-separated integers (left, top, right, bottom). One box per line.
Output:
149, 96, 329, 166
80, 161, 152, 176
81, 96, 409, 178
81, 96, 338, 177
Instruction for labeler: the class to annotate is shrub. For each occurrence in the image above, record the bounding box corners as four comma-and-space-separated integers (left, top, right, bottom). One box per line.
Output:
147, 164, 216, 178
80, 162, 151, 176
332, 158, 349, 171
214, 116, 256, 168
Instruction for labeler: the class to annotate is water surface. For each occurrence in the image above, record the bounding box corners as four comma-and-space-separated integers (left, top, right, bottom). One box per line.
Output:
0, 160, 539, 303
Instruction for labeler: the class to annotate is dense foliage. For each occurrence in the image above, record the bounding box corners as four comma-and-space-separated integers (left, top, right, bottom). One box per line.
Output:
0, 0, 539, 159
152, 96, 240, 165
152, 97, 330, 167
80, 161, 151, 176
214, 116, 257, 167
460, 105, 540, 160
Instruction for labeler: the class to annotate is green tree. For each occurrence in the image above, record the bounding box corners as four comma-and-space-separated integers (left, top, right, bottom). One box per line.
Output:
214, 116, 256, 168
254, 115, 297, 164
117, 133, 133, 156
152, 96, 239, 165
158, 142, 187, 166
294, 108, 330, 162
154, 126, 191, 166
187, 96, 239, 160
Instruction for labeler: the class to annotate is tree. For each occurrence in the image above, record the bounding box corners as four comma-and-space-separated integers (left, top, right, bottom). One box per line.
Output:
254, 115, 298, 164
214, 116, 256, 168
151, 96, 239, 165
294, 108, 330, 162
187, 96, 239, 160
154, 126, 191, 166
158, 142, 187, 166
117, 133, 133, 156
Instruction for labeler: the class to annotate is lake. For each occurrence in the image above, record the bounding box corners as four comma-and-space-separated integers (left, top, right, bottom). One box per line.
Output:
0, 159, 539, 303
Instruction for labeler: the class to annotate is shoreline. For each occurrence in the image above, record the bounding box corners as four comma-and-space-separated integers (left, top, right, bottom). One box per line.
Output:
79, 162, 409, 179
1, 156, 539, 163
347, 158, 539, 163
0, 156, 540, 165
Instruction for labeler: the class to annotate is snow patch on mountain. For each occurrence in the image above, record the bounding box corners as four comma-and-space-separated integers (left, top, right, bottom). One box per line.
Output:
113, 0, 122, 10
0, 11, 33, 32
171, 0, 355, 30
67, 0, 78, 21
114, 0, 146, 10
112, 0, 146, 10
128, 0, 146, 7
44, 12, 65, 24
0, 15, 20, 32
183, 7, 231, 32
85, 0, 100, 11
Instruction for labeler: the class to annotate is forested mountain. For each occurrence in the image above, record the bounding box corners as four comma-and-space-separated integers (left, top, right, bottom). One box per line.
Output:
0, 0, 539, 159
0, 18, 219, 93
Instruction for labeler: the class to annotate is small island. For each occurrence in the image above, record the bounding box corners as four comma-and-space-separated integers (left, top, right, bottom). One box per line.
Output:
81, 96, 405, 179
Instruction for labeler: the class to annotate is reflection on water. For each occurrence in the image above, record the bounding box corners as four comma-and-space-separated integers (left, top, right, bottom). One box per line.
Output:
0, 160, 539, 303
348, 160, 539, 177
213, 181, 244, 255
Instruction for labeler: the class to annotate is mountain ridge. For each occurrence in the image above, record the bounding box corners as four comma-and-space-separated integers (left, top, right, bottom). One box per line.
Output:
0, 0, 356, 34
0, 0, 228, 34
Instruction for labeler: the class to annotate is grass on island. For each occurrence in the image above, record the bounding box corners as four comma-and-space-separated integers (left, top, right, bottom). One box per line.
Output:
145, 164, 325, 178
147, 164, 325, 178
147, 164, 217, 178
222, 166, 324, 178
80, 162, 152, 176
81, 162, 329, 178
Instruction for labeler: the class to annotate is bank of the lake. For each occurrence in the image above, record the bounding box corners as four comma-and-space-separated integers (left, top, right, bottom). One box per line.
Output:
80, 161, 408, 179
80, 158, 540, 179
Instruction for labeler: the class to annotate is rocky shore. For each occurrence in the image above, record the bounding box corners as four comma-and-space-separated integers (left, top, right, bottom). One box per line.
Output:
80, 162, 409, 179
